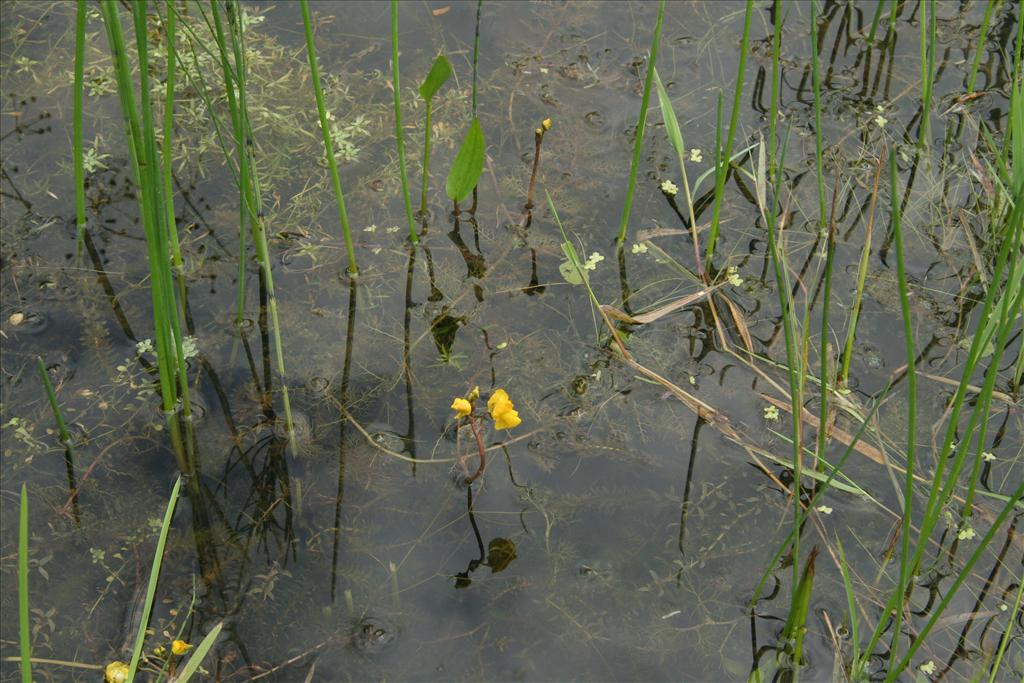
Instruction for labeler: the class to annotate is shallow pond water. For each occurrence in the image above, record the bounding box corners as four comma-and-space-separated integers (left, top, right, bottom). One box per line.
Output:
1, 1, 1022, 681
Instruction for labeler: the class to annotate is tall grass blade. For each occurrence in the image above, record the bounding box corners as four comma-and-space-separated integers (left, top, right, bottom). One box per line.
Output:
391, 0, 417, 243
966, 0, 1000, 95
885, 147, 917, 672
704, 0, 753, 269
300, 0, 358, 271
615, 0, 664, 244
810, 0, 826, 232
73, 0, 86, 257
127, 475, 182, 680
18, 484, 30, 683
36, 356, 75, 455
175, 621, 223, 682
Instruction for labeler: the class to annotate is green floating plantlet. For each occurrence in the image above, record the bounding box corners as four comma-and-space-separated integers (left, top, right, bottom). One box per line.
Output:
446, 118, 485, 209
418, 54, 452, 215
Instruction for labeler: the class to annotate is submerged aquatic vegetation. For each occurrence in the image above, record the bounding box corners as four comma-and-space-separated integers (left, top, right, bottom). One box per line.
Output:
1, 2, 1021, 681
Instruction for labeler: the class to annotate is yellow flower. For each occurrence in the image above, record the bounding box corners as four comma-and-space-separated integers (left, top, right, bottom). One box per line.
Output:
535, 127, 543, 135
487, 389, 521, 430
542, 117, 552, 131
171, 639, 193, 656
451, 397, 472, 417
493, 407, 522, 430
105, 662, 130, 683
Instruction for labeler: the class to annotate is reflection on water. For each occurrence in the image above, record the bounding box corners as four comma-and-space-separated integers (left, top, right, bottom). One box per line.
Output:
1, 1, 1021, 680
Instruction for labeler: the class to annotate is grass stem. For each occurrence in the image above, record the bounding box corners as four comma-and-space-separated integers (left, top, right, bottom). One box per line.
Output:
616, 0, 664, 244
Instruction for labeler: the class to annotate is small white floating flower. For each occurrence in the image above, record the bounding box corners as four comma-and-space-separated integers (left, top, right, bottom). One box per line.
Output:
631, 242, 648, 254
135, 338, 154, 355
957, 525, 976, 541
582, 252, 605, 271
874, 114, 888, 128
981, 451, 996, 462
816, 505, 833, 515
181, 336, 199, 359
363, 224, 377, 233
763, 405, 780, 421
919, 661, 936, 675
726, 266, 744, 287
689, 148, 703, 163
660, 179, 679, 196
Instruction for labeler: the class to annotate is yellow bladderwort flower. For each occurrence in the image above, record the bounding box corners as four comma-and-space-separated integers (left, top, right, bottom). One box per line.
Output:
487, 389, 522, 430
451, 397, 472, 417
171, 639, 193, 656
542, 117, 552, 131
105, 662, 130, 683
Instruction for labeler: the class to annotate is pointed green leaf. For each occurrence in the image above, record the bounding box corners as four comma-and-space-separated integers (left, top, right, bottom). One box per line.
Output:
176, 621, 223, 682
419, 54, 452, 101
446, 118, 485, 203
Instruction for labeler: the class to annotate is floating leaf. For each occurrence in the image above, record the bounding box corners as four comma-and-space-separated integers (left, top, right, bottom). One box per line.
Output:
419, 54, 452, 101
487, 538, 517, 573
446, 118, 485, 203
559, 259, 584, 285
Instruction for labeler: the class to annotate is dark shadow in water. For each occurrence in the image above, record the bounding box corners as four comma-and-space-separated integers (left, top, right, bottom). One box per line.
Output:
332, 275, 358, 603
675, 415, 704, 584
454, 485, 486, 589
403, 244, 419, 472
448, 213, 487, 302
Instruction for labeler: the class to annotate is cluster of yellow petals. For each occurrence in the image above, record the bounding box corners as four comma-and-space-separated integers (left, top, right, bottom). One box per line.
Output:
450, 397, 472, 417
487, 389, 522, 430
171, 639, 193, 656
105, 662, 129, 683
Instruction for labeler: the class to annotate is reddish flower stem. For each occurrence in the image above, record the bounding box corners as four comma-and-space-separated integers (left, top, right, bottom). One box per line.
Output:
465, 414, 487, 483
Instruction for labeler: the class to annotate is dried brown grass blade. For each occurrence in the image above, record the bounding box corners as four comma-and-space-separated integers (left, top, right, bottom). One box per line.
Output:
600, 283, 724, 325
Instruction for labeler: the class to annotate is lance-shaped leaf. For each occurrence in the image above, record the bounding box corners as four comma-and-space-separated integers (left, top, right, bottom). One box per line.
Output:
419, 54, 452, 101
446, 118, 485, 203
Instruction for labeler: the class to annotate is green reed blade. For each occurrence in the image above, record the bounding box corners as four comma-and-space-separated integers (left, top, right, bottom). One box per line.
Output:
73, 0, 86, 258
300, 0, 358, 271
18, 484, 30, 683
703, 0, 753, 269
966, 0, 1000, 94
391, 0, 417, 243
127, 476, 182, 680
175, 621, 223, 682
885, 147, 917, 673
810, 0, 826, 233
616, 0, 664, 244
36, 356, 73, 451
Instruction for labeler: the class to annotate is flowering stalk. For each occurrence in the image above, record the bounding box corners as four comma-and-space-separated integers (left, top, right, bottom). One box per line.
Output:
451, 388, 521, 483
525, 118, 552, 210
